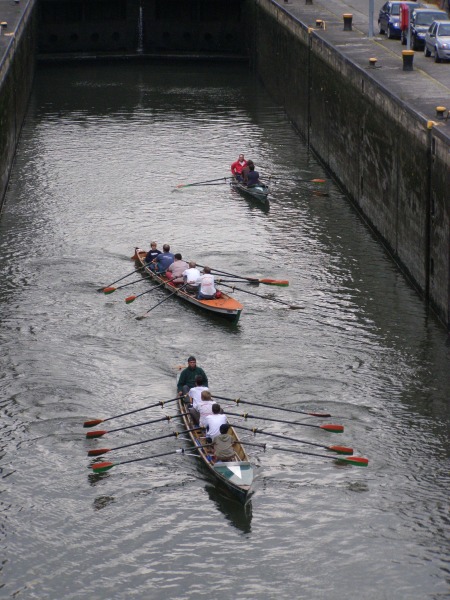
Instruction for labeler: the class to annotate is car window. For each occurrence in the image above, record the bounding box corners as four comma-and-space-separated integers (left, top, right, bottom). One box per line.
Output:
438, 24, 450, 36
416, 14, 444, 26
391, 5, 400, 15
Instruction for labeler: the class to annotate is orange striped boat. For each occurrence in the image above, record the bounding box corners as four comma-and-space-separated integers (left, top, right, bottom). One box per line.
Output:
133, 248, 244, 324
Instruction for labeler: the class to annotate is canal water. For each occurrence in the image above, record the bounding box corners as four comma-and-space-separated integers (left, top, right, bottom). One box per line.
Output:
0, 62, 448, 600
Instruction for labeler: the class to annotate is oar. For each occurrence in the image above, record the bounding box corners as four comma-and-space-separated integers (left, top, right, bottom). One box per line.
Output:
89, 448, 190, 473
269, 176, 327, 184
103, 277, 147, 295
218, 281, 303, 310
212, 395, 331, 418
233, 424, 352, 454
97, 265, 146, 293
87, 426, 201, 456
125, 279, 168, 304
86, 413, 189, 438
83, 396, 179, 428
226, 412, 343, 433
174, 177, 232, 190
267, 445, 368, 466
196, 263, 288, 287
136, 284, 188, 320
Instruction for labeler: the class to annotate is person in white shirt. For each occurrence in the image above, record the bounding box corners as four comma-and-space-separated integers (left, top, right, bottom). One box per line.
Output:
205, 404, 227, 442
188, 375, 209, 423
198, 390, 217, 427
196, 266, 216, 300
183, 261, 201, 294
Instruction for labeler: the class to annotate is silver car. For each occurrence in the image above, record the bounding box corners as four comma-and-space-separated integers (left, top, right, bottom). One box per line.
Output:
424, 20, 450, 62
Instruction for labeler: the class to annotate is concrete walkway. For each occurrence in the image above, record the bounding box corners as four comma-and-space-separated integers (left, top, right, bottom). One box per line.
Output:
277, 0, 450, 137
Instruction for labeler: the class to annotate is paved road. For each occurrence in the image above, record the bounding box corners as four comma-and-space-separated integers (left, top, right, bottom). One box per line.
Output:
279, 0, 450, 133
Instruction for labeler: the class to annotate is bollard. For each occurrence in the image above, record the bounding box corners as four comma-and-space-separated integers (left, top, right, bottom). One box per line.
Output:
316, 19, 323, 28
402, 50, 414, 71
343, 14, 353, 31
435, 106, 447, 119
369, 57, 377, 67
306, 0, 313, 5
1, 22, 7, 29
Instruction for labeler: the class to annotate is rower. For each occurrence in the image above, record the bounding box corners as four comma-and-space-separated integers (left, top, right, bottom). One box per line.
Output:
244, 161, 261, 187
204, 403, 227, 443
166, 253, 189, 284
188, 375, 209, 422
213, 423, 235, 462
154, 244, 174, 274
183, 261, 201, 294
196, 266, 217, 300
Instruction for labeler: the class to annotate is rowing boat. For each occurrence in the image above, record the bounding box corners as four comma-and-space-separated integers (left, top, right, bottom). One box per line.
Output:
230, 178, 270, 206
133, 248, 243, 324
176, 372, 254, 503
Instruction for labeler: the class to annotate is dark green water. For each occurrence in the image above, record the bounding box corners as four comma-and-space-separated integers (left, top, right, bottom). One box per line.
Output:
0, 62, 448, 599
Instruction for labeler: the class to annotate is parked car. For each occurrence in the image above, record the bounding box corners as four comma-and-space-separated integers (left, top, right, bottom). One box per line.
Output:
378, 1, 424, 39
424, 20, 450, 62
401, 8, 448, 49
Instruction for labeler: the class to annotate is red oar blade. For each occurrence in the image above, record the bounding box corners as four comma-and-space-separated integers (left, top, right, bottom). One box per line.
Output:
311, 178, 326, 183
125, 295, 136, 304
86, 430, 108, 439
328, 445, 353, 455
320, 424, 344, 433
90, 461, 115, 473
83, 419, 104, 428
87, 448, 110, 457
337, 456, 369, 467
308, 412, 332, 418
259, 279, 289, 287
103, 287, 116, 295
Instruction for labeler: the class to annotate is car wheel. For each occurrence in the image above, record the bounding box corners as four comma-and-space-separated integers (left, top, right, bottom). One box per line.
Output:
424, 44, 431, 57
434, 48, 441, 63
401, 33, 406, 45
411, 35, 418, 51
386, 25, 393, 39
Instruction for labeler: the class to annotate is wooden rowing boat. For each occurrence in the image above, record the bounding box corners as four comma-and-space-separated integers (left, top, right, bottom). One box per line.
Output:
230, 178, 270, 206
176, 371, 254, 503
133, 248, 243, 324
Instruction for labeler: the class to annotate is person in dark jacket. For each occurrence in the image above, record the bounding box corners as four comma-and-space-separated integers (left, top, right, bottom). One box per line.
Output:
177, 356, 208, 400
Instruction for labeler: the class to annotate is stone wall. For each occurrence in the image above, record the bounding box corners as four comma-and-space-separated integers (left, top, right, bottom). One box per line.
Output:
0, 0, 37, 212
255, 0, 450, 329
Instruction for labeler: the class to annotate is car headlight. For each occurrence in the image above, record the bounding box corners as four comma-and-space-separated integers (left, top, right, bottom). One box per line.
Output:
417, 32, 425, 38
440, 43, 449, 49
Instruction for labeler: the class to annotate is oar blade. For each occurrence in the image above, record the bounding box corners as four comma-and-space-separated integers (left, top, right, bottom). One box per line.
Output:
87, 448, 110, 457
125, 295, 136, 304
83, 419, 104, 428
103, 287, 117, 295
259, 279, 289, 287
311, 178, 326, 183
308, 412, 332, 418
86, 429, 108, 439
328, 445, 353, 455
90, 461, 115, 473
337, 456, 369, 467
320, 424, 344, 433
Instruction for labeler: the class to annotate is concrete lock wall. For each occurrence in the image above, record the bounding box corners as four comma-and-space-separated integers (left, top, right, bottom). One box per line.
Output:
0, 0, 37, 212
37, 0, 248, 55
254, 0, 450, 330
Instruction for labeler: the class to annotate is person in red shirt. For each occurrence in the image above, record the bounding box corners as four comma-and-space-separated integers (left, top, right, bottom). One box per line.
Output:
231, 153, 247, 181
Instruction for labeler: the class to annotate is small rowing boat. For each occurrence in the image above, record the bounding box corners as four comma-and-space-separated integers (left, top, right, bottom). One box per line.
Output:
133, 248, 243, 324
176, 374, 254, 503
230, 178, 270, 206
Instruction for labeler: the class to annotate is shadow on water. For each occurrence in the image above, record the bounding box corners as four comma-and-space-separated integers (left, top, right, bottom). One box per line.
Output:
204, 483, 252, 534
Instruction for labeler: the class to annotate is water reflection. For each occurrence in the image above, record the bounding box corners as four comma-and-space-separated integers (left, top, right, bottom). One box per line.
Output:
204, 483, 252, 534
